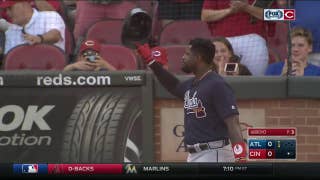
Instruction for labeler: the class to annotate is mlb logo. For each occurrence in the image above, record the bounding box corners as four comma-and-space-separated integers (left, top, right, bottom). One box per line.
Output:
22, 164, 39, 174
264, 9, 295, 21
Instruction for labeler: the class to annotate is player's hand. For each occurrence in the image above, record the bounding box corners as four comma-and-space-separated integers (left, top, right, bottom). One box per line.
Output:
136, 43, 154, 65
151, 46, 168, 66
232, 142, 247, 163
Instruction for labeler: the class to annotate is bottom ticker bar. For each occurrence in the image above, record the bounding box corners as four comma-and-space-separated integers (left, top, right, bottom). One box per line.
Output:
5, 163, 320, 177
47, 164, 123, 175
10, 163, 272, 176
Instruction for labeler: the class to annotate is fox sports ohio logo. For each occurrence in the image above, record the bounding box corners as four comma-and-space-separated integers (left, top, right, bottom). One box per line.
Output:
264, 9, 284, 20
264, 9, 295, 21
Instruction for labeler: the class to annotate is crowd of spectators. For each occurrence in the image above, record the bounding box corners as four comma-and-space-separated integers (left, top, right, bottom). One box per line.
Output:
0, 0, 319, 77
201, 0, 273, 76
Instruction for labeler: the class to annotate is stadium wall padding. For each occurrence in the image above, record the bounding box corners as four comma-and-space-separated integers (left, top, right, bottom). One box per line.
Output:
0, 71, 319, 163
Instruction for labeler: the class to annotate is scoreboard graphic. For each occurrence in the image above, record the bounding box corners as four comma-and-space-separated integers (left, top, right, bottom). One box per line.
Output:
247, 128, 297, 160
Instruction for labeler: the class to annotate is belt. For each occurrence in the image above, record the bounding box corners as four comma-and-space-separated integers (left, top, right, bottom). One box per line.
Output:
186, 139, 230, 154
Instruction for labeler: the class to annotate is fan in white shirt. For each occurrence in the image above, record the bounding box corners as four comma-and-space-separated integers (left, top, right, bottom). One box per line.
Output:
0, 0, 65, 54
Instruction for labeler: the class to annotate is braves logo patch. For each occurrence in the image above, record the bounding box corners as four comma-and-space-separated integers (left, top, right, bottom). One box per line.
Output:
184, 91, 207, 118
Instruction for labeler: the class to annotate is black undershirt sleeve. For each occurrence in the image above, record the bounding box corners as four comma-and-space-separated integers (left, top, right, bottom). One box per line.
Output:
149, 62, 184, 99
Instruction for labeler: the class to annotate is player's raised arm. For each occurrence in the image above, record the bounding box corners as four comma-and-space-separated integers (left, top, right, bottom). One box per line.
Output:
224, 115, 247, 162
137, 43, 183, 99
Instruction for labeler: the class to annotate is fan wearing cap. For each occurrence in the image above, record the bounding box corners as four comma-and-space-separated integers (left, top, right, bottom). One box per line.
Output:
64, 40, 116, 71
0, 0, 65, 54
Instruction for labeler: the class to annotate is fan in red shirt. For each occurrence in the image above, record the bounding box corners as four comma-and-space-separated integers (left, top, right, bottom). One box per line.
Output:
202, 0, 266, 38
201, 0, 275, 76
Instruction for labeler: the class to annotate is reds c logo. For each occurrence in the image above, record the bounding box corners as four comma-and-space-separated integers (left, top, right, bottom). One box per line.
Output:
152, 50, 161, 57
85, 40, 95, 47
284, 9, 295, 20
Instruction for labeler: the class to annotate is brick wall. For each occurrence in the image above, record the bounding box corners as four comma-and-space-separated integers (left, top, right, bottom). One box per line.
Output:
154, 99, 320, 162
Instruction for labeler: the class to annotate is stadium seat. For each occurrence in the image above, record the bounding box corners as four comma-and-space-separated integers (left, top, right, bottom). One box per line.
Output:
85, 19, 124, 44
136, 0, 155, 14
165, 45, 189, 74
160, 20, 212, 45
4, 44, 66, 70
65, 25, 75, 62
99, 45, 138, 70
309, 53, 320, 67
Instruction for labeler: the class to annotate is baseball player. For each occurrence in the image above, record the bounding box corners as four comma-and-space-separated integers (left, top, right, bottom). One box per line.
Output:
137, 38, 246, 162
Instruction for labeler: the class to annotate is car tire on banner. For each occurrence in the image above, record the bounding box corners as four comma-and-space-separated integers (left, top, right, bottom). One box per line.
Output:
61, 92, 142, 163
